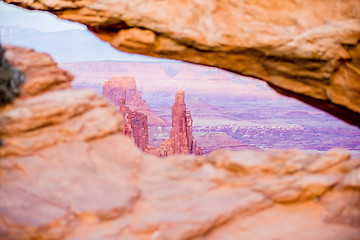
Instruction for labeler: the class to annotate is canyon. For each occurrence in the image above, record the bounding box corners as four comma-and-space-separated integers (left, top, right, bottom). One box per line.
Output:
102, 76, 201, 156
1, 0, 360, 239
0, 45, 359, 239
60, 61, 360, 155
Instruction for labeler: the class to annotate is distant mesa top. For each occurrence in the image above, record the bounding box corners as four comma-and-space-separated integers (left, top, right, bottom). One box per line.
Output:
102, 76, 168, 126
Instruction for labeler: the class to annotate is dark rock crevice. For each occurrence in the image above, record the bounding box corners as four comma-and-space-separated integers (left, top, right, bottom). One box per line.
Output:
0, 45, 25, 107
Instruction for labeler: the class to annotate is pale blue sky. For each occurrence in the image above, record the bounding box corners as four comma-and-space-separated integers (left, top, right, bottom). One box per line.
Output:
0, 2, 85, 32
0, 2, 169, 62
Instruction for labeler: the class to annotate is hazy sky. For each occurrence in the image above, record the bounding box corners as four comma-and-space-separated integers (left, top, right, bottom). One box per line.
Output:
0, 2, 85, 32
0, 2, 168, 62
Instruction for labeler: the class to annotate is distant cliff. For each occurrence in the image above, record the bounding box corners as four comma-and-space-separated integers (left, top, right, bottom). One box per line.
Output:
119, 98, 151, 152
102, 76, 168, 126
118, 89, 202, 156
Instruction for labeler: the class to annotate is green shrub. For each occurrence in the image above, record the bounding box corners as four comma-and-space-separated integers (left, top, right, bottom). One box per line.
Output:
0, 45, 25, 106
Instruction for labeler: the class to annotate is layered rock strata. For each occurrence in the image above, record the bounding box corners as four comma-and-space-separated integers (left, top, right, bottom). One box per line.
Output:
1, 46, 359, 240
102, 76, 168, 126
119, 98, 150, 151
5, 0, 360, 116
103, 76, 140, 107
0, 45, 124, 157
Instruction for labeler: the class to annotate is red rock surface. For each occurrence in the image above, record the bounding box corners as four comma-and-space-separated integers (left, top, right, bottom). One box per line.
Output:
0, 46, 124, 157
116, 89, 202, 156
102, 76, 168, 126
1, 46, 359, 240
119, 98, 151, 151
154, 90, 202, 156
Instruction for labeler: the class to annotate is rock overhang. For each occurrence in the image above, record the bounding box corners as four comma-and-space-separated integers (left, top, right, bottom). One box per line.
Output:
3, 0, 360, 127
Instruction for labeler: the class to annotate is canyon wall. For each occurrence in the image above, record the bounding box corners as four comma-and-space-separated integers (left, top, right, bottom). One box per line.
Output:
102, 76, 168, 126
103, 76, 138, 107
0, 45, 359, 239
119, 98, 150, 151
103, 77, 202, 156
5, 0, 360, 116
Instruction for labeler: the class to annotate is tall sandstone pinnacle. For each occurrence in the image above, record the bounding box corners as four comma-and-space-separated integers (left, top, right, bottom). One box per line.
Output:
4, 0, 360, 121
155, 90, 202, 156
1, 45, 359, 240
118, 90, 201, 156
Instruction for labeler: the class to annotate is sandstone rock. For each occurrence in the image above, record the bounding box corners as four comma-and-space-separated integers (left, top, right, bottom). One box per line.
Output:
206, 150, 274, 174
5, 0, 360, 114
0, 135, 141, 239
294, 174, 341, 201
342, 168, 360, 189
203, 202, 360, 240
155, 90, 202, 156
1, 45, 359, 239
0, 88, 123, 157
102, 76, 168, 126
337, 158, 360, 173
4, 45, 73, 98
119, 98, 151, 151
307, 148, 351, 173
0, 46, 124, 157
322, 190, 360, 227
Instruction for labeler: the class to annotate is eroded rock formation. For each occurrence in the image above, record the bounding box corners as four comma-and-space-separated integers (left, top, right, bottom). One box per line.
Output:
103, 76, 138, 107
0, 45, 123, 157
155, 90, 202, 156
119, 98, 151, 151
0, 46, 360, 239
102, 76, 168, 126
5, 0, 360, 117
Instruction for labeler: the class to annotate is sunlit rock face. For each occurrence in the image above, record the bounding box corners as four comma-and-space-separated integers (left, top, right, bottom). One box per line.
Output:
0, 45, 360, 239
5, 0, 360, 115
0, 45, 124, 157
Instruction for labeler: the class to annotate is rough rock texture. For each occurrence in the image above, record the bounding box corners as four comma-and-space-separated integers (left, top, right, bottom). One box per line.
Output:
4, 0, 360, 115
0, 45, 124, 157
103, 76, 168, 126
1, 46, 360, 239
119, 98, 151, 152
117, 90, 201, 156
4, 45, 73, 98
154, 90, 202, 157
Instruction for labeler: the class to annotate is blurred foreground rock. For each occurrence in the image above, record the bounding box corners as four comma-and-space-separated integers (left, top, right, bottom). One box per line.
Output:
4, 0, 360, 116
0, 46, 359, 239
